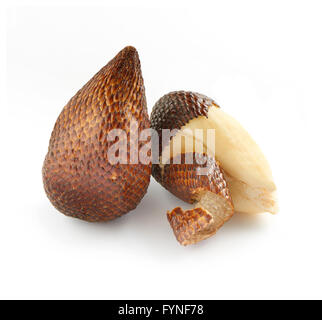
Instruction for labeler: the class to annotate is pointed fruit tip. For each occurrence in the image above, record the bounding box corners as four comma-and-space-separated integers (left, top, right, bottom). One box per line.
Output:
118, 45, 139, 61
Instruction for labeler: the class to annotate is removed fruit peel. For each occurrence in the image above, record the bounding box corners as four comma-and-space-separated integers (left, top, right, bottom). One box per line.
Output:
153, 152, 234, 246
151, 91, 277, 245
42, 46, 151, 221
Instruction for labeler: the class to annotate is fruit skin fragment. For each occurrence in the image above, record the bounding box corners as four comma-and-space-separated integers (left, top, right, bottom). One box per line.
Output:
42, 46, 151, 222
154, 153, 234, 245
168, 207, 225, 246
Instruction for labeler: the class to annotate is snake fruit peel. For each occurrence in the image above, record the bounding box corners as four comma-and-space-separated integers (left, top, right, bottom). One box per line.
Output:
42, 46, 151, 222
151, 91, 277, 245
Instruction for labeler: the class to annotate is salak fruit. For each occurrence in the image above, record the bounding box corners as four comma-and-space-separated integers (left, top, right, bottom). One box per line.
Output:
151, 91, 277, 245
42, 46, 151, 222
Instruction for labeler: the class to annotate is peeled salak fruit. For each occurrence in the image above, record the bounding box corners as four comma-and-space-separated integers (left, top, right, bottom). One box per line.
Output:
43, 46, 151, 221
151, 91, 277, 245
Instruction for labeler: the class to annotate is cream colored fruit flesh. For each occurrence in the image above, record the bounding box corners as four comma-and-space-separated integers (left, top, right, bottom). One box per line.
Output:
161, 106, 277, 214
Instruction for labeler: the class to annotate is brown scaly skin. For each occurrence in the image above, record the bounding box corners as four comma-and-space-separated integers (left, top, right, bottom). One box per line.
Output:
153, 153, 231, 204
153, 152, 234, 245
151, 91, 219, 155
168, 207, 220, 246
151, 92, 234, 245
43, 46, 151, 222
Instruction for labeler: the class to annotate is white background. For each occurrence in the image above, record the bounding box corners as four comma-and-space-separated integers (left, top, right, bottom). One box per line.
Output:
1, 0, 322, 299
